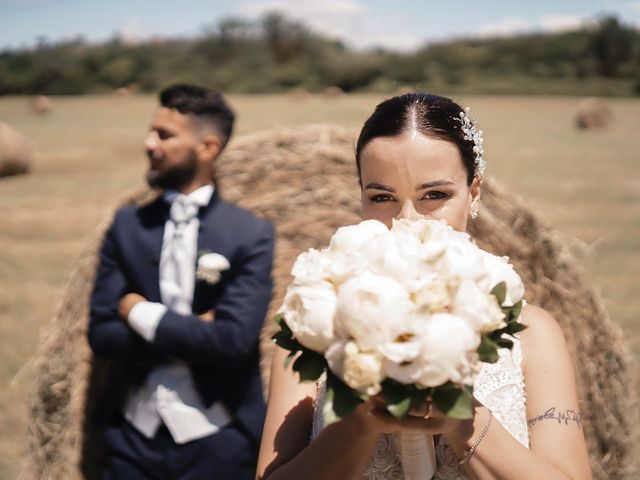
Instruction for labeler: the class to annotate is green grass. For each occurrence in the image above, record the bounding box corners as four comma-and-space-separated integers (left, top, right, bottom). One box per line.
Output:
0, 93, 639, 479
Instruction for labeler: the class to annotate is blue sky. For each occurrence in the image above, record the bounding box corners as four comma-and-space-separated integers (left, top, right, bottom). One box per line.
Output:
1, 0, 639, 51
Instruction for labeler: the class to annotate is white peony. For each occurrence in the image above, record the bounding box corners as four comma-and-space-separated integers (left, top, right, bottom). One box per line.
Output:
335, 271, 412, 351
342, 341, 384, 395
290, 248, 331, 284
412, 276, 452, 314
452, 279, 506, 333
479, 251, 525, 306
360, 231, 421, 289
384, 314, 480, 388
279, 281, 338, 352
329, 219, 390, 254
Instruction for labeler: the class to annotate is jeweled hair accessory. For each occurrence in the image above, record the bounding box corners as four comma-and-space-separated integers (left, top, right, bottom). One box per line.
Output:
455, 107, 485, 176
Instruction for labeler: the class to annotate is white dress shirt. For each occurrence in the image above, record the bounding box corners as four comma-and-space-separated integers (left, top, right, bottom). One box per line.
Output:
124, 184, 231, 444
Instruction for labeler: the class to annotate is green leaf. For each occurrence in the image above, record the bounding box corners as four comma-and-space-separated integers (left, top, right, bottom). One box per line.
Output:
509, 300, 523, 320
410, 389, 432, 411
292, 350, 325, 382
490, 281, 507, 305
271, 328, 300, 352
495, 337, 513, 349
387, 396, 412, 419
432, 386, 474, 419
324, 373, 366, 424
322, 384, 339, 425
505, 322, 527, 335
381, 381, 415, 418
477, 335, 499, 363
271, 315, 304, 353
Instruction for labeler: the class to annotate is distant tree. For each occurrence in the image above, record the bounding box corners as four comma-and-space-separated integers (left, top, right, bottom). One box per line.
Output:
262, 11, 311, 63
590, 16, 635, 77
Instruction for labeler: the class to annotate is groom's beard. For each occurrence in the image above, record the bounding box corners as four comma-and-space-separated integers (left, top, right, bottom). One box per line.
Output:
146, 155, 198, 191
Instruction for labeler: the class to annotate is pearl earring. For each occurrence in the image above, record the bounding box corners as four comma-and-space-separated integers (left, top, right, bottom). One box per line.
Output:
471, 204, 479, 220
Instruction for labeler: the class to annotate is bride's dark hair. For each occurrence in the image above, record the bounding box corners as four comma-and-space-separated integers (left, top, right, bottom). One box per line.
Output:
355, 93, 478, 186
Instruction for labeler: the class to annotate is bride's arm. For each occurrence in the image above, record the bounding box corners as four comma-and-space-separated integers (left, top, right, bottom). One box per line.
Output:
441, 304, 592, 480
256, 346, 381, 480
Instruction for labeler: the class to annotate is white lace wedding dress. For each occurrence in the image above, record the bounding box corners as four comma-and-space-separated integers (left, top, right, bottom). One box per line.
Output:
311, 336, 529, 479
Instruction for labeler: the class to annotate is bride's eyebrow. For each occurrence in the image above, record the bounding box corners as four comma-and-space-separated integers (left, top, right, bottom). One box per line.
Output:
365, 182, 396, 192
416, 180, 455, 190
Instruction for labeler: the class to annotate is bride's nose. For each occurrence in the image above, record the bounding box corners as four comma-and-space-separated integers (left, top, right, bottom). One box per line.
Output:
396, 200, 423, 221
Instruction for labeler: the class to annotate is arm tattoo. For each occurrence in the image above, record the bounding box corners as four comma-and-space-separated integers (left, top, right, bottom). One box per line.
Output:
527, 407, 582, 429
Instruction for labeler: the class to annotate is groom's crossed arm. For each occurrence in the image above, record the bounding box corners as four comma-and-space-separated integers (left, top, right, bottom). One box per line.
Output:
152, 220, 275, 366
90, 213, 275, 367
88, 214, 166, 365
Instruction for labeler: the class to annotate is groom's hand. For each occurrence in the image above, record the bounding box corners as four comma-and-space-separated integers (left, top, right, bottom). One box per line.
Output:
118, 292, 146, 320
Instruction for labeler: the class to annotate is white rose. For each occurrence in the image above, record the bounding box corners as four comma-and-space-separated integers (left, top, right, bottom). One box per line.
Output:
325, 340, 347, 378
329, 219, 390, 254
342, 341, 383, 395
279, 281, 338, 352
452, 279, 506, 333
479, 251, 525, 306
384, 314, 480, 388
335, 271, 412, 351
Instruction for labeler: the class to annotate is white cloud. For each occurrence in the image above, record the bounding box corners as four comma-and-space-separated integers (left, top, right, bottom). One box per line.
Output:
472, 14, 592, 39
237, 0, 422, 50
538, 14, 589, 32
474, 17, 531, 38
622, 1, 640, 13
117, 18, 149, 44
238, 0, 364, 42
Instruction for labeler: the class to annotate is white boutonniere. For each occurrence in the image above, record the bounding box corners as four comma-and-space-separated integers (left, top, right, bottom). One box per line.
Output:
196, 251, 230, 285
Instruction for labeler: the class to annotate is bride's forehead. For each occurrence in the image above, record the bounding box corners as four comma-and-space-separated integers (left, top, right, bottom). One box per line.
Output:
360, 135, 465, 177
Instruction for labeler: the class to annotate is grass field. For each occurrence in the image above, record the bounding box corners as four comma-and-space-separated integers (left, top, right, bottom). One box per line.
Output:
0, 93, 639, 479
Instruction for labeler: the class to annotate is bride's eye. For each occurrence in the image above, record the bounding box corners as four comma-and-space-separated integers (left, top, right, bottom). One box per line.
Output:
369, 194, 396, 203
422, 191, 449, 200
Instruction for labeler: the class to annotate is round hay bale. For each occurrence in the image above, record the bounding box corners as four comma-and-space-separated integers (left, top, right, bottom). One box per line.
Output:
396, 86, 415, 96
323, 86, 346, 99
0, 122, 32, 178
114, 87, 132, 97
575, 98, 613, 129
30, 95, 52, 115
286, 87, 311, 103
23, 124, 638, 480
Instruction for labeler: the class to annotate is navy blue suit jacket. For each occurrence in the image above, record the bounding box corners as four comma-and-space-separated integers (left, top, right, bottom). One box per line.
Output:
88, 189, 274, 446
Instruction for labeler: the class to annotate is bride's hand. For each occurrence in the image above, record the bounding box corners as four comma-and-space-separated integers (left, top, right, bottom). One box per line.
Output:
356, 396, 475, 437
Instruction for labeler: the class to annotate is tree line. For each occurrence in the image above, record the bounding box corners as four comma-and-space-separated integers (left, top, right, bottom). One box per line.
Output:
0, 13, 638, 96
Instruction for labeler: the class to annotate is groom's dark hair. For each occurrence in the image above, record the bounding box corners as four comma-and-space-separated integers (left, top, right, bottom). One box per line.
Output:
355, 93, 477, 186
160, 84, 235, 148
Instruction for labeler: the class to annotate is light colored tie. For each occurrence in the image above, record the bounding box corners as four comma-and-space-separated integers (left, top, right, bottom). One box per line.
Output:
164, 195, 200, 315
170, 195, 199, 235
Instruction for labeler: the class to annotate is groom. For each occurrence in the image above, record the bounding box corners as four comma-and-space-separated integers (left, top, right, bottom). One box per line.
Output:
88, 84, 274, 479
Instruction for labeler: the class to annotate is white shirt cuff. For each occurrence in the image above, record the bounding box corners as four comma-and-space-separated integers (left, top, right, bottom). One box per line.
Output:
127, 301, 167, 342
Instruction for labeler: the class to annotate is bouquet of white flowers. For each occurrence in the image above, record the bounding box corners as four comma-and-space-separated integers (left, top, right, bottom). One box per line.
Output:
273, 218, 525, 477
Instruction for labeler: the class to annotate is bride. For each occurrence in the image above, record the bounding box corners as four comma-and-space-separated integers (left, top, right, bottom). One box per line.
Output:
256, 93, 592, 479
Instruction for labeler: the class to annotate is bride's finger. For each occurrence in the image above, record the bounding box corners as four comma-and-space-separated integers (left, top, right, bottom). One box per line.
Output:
408, 400, 432, 419
369, 408, 441, 433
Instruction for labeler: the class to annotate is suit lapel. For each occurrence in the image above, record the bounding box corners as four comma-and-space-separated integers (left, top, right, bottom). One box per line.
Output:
136, 197, 168, 303
193, 189, 224, 311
